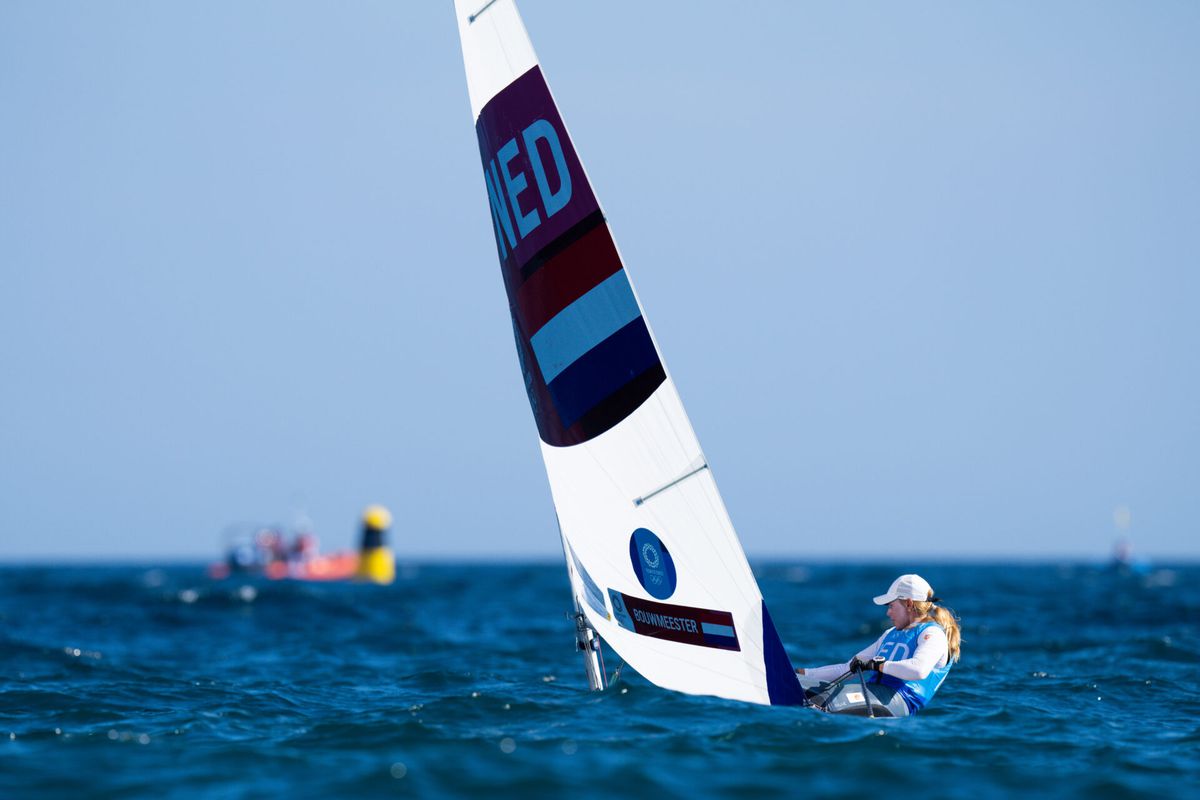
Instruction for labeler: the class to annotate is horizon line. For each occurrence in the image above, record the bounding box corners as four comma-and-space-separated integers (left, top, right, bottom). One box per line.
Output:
1, 552, 1195, 566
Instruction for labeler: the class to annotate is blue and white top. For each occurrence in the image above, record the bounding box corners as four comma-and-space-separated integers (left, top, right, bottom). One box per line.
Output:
802, 621, 952, 714
869, 622, 952, 712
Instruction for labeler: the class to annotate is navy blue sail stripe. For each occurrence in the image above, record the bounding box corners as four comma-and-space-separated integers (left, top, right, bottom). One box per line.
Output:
530, 270, 642, 383
545, 317, 660, 429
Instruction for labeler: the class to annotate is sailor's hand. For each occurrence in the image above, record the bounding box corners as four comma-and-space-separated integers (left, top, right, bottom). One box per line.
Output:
866, 657, 886, 672
849, 657, 868, 672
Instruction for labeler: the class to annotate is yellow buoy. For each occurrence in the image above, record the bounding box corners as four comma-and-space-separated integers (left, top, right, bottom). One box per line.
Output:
355, 504, 396, 585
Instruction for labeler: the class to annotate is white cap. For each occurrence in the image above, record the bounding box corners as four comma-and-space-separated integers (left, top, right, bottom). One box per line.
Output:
873, 574, 934, 605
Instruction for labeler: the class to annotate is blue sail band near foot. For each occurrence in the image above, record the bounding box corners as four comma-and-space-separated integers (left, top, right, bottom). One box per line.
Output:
761, 601, 804, 706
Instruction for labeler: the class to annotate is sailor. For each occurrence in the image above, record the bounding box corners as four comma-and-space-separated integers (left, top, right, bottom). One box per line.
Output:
796, 574, 961, 716
289, 531, 319, 566
355, 504, 396, 585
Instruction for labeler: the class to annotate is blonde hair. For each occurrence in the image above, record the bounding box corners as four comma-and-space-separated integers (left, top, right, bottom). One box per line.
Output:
907, 597, 961, 663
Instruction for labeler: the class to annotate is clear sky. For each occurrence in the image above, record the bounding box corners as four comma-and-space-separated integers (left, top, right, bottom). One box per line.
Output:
2, 1, 1197, 562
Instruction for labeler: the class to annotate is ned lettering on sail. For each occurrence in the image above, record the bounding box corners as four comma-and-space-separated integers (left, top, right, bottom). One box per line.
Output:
482, 118, 573, 261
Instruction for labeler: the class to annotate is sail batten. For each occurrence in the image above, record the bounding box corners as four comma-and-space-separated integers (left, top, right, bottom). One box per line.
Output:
454, 0, 803, 706
634, 460, 710, 506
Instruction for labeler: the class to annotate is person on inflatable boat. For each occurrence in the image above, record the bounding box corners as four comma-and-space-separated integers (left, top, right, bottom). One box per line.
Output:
796, 574, 961, 716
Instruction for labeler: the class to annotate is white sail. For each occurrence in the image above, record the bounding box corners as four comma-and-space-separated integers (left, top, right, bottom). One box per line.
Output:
454, 0, 802, 705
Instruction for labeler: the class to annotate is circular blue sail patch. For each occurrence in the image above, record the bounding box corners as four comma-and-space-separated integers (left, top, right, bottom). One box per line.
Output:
629, 528, 677, 599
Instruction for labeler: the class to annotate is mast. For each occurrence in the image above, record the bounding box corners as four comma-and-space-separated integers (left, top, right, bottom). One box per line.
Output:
573, 602, 607, 691
556, 514, 606, 690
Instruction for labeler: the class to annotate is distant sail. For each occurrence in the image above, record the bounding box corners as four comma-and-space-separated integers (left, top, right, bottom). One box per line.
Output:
454, 0, 802, 705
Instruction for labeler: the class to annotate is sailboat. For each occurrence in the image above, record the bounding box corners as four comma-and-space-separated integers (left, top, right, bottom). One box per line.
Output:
453, 0, 804, 706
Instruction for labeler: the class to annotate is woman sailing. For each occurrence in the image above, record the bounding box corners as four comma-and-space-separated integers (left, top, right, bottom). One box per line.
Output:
796, 574, 961, 716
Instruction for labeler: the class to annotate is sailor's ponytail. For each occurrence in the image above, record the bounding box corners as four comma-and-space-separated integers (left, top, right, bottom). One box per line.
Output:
909, 596, 962, 663
929, 603, 961, 663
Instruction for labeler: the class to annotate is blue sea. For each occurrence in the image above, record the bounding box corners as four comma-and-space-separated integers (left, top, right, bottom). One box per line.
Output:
2, 562, 1197, 798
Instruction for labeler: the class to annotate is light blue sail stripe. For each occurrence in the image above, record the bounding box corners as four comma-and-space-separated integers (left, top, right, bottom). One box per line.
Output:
701, 622, 736, 638
530, 271, 641, 384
